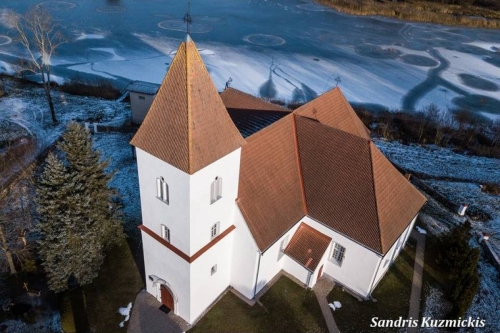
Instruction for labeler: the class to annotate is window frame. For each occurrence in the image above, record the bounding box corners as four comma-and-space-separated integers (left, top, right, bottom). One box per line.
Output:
210, 176, 223, 204
161, 224, 170, 243
156, 177, 169, 205
210, 222, 220, 240
331, 242, 346, 266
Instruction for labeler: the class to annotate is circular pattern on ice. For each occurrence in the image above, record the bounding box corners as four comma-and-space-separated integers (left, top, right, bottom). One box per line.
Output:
96, 6, 127, 14
296, 4, 326, 11
0, 36, 12, 46
244, 34, 285, 47
36, 1, 76, 10
354, 45, 401, 59
158, 20, 212, 33
458, 74, 499, 92
400, 55, 438, 67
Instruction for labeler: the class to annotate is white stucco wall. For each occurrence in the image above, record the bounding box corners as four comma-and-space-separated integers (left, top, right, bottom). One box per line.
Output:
189, 233, 234, 323
130, 92, 154, 124
283, 256, 310, 286
254, 221, 302, 294
142, 230, 191, 321
230, 207, 260, 299
370, 215, 418, 290
189, 149, 241, 256
136, 148, 192, 254
302, 217, 381, 298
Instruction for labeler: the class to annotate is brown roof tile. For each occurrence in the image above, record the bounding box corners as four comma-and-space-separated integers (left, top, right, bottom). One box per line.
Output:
295, 115, 383, 252
284, 223, 331, 271
220, 88, 290, 112
130, 38, 245, 174
237, 115, 306, 251
237, 88, 426, 255
294, 87, 370, 140
370, 143, 427, 252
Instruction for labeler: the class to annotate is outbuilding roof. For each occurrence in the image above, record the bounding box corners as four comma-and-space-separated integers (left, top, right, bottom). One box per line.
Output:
126, 81, 160, 95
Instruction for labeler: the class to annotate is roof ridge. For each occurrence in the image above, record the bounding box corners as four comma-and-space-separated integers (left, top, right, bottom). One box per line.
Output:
291, 114, 308, 216
186, 42, 193, 174
368, 141, 384, 254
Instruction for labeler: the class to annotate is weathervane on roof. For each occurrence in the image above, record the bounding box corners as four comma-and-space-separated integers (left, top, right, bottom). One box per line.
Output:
183, 0, 192, 35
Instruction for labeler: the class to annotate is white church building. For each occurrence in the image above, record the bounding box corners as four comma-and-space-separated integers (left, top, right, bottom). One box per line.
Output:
130, 36, 427, 325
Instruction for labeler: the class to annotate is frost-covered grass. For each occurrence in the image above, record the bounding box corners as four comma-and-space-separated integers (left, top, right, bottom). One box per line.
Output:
0, 80, 130, 153
374, 139, 500, 184
374, 138, 500, 331
91, 132, 141, 238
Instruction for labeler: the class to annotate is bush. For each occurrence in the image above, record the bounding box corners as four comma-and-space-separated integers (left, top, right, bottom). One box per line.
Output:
481, 183, 500, 195
60, 77, 121, 100
436, 221, 480, 318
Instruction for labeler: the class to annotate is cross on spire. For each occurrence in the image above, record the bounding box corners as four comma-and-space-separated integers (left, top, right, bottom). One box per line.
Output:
183, 0, 192, 35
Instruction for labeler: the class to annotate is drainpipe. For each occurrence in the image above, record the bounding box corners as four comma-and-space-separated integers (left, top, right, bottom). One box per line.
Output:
253, 251, 262, 298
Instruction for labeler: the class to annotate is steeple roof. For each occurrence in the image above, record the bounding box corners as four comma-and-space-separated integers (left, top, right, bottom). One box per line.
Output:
130, 37, 245, 174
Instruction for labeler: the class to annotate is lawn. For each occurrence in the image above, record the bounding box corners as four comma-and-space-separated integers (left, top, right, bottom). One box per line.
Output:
61, 238, 145, 333
190, 275, 327, 333
326, 240, 416, 333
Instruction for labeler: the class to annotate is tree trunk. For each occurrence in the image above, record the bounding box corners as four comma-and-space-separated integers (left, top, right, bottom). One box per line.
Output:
0, 225, 16, 275
41, 67, 57, 126
69, 287, 91, 333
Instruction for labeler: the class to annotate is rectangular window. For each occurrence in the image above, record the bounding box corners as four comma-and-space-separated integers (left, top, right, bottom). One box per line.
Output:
161, 224, 170, 242
211, 264, 217, 276
211, 222, 220, 239
210, 177, 223, 204
138, 95, 145, 100
156, 177, 169, 205
331, 243, 346, 265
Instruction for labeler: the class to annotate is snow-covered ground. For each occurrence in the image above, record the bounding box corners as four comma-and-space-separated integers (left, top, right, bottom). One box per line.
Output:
374, 138, 500, 332
0, 0, 499, 117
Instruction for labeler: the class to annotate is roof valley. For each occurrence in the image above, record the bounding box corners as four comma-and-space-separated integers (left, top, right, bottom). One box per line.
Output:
291, 115, 308, 216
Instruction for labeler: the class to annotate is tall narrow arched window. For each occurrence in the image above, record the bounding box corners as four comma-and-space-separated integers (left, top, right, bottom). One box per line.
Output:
210, 176, 223, 204
156, 177, 169, 205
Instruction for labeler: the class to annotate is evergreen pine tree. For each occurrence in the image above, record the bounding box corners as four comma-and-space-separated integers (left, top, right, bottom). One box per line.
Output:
58, 122, 124, 250
37, 124, 125, 333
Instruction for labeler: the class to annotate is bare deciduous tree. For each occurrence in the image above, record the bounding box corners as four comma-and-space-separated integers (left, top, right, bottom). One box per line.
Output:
8, 7, 66, 125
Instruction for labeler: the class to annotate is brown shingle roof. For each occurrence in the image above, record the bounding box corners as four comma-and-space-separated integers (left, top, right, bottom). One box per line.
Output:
220, 88, 290, 112
238, 110, 426, 254
295, 115, 383, 252
237, 115, 306, 251
370, 143, 427, 251
130, 37, 245, 174
294, 87, 370, 140
284, 223, 332, 271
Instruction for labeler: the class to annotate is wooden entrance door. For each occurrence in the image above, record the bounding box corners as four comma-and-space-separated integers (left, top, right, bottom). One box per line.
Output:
317, 265, 324, 282
160, 284, 174, 311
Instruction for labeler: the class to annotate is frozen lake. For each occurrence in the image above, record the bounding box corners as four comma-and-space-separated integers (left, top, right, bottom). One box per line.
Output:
1, 0, 500, 118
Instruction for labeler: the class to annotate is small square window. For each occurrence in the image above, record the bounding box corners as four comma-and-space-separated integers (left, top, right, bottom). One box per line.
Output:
211, 264, 217, 276
211, 222, 220, 239
331, 243, 346, 265
138, 95, 145, 100
161, 225, 170, 243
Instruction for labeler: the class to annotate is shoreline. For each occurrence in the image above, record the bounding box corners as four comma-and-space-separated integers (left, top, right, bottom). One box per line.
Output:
315, 0, 500, 29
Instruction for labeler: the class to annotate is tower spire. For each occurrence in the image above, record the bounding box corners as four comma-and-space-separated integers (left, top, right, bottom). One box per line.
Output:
183, 0, 192, 36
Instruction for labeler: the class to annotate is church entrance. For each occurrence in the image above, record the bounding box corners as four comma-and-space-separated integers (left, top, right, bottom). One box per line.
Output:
160, 284, 175, 312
